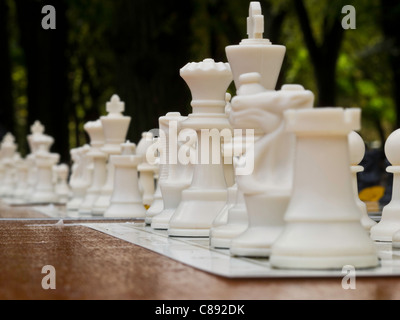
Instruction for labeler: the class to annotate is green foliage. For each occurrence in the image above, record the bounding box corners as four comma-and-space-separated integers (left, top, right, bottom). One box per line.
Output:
5, 0, 400, 154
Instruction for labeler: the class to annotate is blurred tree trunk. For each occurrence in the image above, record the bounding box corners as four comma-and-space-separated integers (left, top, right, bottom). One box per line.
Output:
0, 0, 14, 139
15, 0, 70, 162
263, 0, 288, 90
110, 0, 193, 144
293, 0, 345, 107
381, 0, 400, 129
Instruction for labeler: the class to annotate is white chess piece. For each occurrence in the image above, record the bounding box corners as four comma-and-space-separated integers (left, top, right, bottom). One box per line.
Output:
210, 185, 248, 249
145, 136, 164, 224
54, 164, 70, 204
371, 129, 400, 241
25, 121, 54, 202
212, 98, 237, 225
348, 131, 377, 231
211, 184, 238, 228
222, 93, 235, 188
0, 152, 5, 195
228, 75, 314, 257
66, 145, 92, 210
151, 113, 194, 230
168, 58, 233, 237
137, 132, 157, 209
13, 155, 29, 201
0, 133, 17, 198
393, 230, 400, 248
92, 95, 131, 216
210, 135, 248, 249
78, 120, 107, 215
104, 141, 146, 219
225, 1, 285, 93
30, 144, 60, 204
270, 108, 378, 269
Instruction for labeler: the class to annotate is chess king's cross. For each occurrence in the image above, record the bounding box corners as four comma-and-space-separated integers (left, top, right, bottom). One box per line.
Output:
247, 1, 264, 39
31, 121, 44, 135
3, 133, 15, 144
106, 94, 125, 114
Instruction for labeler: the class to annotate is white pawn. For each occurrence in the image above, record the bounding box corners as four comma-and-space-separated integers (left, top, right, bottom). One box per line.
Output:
25, 122, 54, 202
211, 184, 238, 228
66, 145, 92, 210
92, 95, 131, 216
13, 155, 29, 201
270, 108, 378, 269
54, 164, 70, 204
137, 132, 158, 211
104, 141, 146, 219
371, 129, 400, 241
222, 93, 235, 188
151, 112, 195, 230
78, 120, 107, 215
348, 131, 377, 231
145, 136, 164, 224
31, 146, 60, 203
0, 133, 17, 198
210, 186, 248, 249
210, 136, 248, 249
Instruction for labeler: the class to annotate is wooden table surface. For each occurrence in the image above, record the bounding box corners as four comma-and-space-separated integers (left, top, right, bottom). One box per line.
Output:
0, 203, 399, 300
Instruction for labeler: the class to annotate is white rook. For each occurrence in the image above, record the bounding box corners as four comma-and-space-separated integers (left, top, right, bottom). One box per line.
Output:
270, 108, 378, 269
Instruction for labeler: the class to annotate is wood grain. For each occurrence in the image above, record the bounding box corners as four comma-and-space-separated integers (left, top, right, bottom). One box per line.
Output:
0, 205, 398, 300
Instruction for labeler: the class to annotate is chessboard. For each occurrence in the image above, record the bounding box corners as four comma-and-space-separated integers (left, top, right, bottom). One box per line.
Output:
14, 203, 400, 279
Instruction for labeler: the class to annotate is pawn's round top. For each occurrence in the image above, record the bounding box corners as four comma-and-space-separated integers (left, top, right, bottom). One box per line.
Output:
385, 128, 400, 166
348, 131, 365, 166
136, 132, 154, 157
121, 141, 136, 156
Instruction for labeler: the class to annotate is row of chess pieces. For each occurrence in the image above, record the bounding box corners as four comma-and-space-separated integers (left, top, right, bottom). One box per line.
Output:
2, 1, 400, 271
0, 124, 69, 205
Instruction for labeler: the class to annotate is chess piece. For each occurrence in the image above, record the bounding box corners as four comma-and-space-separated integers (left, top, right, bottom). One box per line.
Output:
210, 186, 248, 249
13, 155, 29, 201
78, 120, 107, 215
0, 133, 17, 198
168, 58, 233, 237
228, 75, 314, 257
0, 156, 5, 197
270, 108, 379, 269
211, 184, 238, 228
66, 145, 92, 210
30, 144, 60, 204
54, 164, 70, 204
225, 1, 285, 93
104, 141, 146, 218
210, 135, 248, 248
137, 132, 157, 209
151, 112, 194, 230
145, 136, 163, 224
92, 95, 131, 215
25, 121, 54, 202
222, 93, 235, 188
392, 230, 400, 248
371, 129, 400, 241
148, 113, 181, 227
348, 131, 377, 231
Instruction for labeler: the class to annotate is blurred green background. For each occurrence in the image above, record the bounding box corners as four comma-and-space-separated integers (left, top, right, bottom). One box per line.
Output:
0, 0, 399, 168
